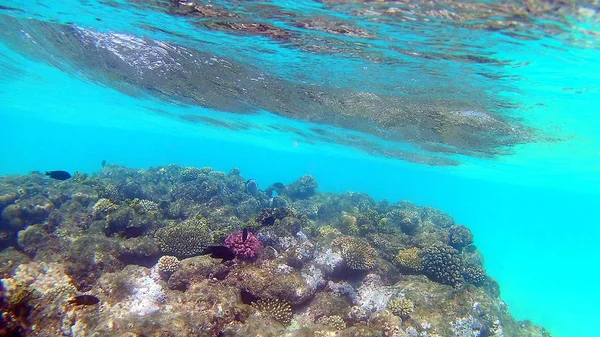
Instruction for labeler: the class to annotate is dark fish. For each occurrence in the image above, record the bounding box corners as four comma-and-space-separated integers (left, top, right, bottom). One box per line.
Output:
69, 295, 100, 306
272, 182, 285, 189
101, 160, 106, 167
245, 179, 259, 195
242, 228, 248, 241
205, 245, 236, 262
45, 170, 71, 180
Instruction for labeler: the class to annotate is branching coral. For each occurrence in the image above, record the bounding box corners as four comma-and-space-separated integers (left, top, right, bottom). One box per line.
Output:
387, 297, 414, 317
157, 255, 180, 274
154, 218, 212, 257
449, 225, 474, 250
463, 264, 486, 286
252, 298, 293, 325
422, 244, 463, 286
333, 236, 377, 270
317, 315, 347, 330
224, 231, 262, 260
395, 247, 423, 272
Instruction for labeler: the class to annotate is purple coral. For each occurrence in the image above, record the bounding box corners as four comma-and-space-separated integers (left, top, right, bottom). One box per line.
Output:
225, 231, 262, 260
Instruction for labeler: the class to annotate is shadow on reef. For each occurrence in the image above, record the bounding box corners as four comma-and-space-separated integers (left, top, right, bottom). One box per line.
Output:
0, 164, 552, 336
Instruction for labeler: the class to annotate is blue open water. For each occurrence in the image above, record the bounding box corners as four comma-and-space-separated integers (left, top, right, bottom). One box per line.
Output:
1, 1, 600, 336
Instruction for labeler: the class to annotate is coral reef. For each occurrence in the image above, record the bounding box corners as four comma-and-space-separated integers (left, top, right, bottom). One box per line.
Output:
449, 225, 474, 251
156, 255, 180, 274
0, 164, 550, 336
154, 218, 212, 257
225, 230, 262, 260
388, 297, 414, 318
333, 236, 378, 271
252, 298, 293, 325
422, 244, 464, 287
395, 247, 423, 272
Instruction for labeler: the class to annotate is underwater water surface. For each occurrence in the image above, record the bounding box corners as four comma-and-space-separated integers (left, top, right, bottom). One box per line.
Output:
1, 1, 600, 337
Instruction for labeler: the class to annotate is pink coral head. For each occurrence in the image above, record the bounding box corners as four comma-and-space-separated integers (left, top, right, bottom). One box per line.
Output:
224, 231, 263, 260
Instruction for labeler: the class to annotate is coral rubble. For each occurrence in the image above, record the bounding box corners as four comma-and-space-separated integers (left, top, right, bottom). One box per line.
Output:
0, 164, 551, 336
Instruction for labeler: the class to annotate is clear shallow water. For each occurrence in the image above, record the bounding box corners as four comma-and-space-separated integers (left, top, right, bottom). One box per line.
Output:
1, 1, 600, 336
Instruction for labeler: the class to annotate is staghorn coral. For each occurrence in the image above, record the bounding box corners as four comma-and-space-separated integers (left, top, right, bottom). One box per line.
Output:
156, 255, 180, 274
422, 244, 464, 287
395, 247, 423, 272
154, 218, 212, 257
388, 297, 414, 317
252, 298, 293, 325
449, 225, 474, 251
333, 236, 377, 270
224, 230, 263, 260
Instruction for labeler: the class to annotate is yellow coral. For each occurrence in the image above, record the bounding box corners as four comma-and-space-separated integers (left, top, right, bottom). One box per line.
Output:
317, 315, 347, 331
395, 247, 423, 271
341, 214, 359, 235
387, 298, 414, 317
333, 236, 377, 270
318, 225, 342, 237
93, 198, 117, 216
252, 298, 293, 325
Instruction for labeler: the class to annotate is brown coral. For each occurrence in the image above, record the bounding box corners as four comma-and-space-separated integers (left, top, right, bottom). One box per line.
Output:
395, 247, 423, 272
388, 297, 414, 317
252, 298, 293, 325
333, 236, 377, 270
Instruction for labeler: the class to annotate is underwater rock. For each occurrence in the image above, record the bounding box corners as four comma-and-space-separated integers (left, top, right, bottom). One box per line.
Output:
354, 274, 402, 315
17, 224, 50, 256
167, 255, 229, 291
225, 261, 317, 306
0, 247, 30, 277
1, 261, 79, 337
0, 191, 18, 213
64, 234, 124, 291
367, 310, 403, 337
308, 291, 352, 320
118, 236, 161, 263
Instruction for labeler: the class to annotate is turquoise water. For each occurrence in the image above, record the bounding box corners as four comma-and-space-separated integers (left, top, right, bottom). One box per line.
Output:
1, 1, 600, 336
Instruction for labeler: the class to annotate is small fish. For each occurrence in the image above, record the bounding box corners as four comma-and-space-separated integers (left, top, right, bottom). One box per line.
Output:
245, 179, 259, 195
242, 228, 248, 241
205, 245, 236, 262
101, 160, 106, 168
69, 295, 100, 306
45, 170, 71, 180
272, 182, 285, 189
